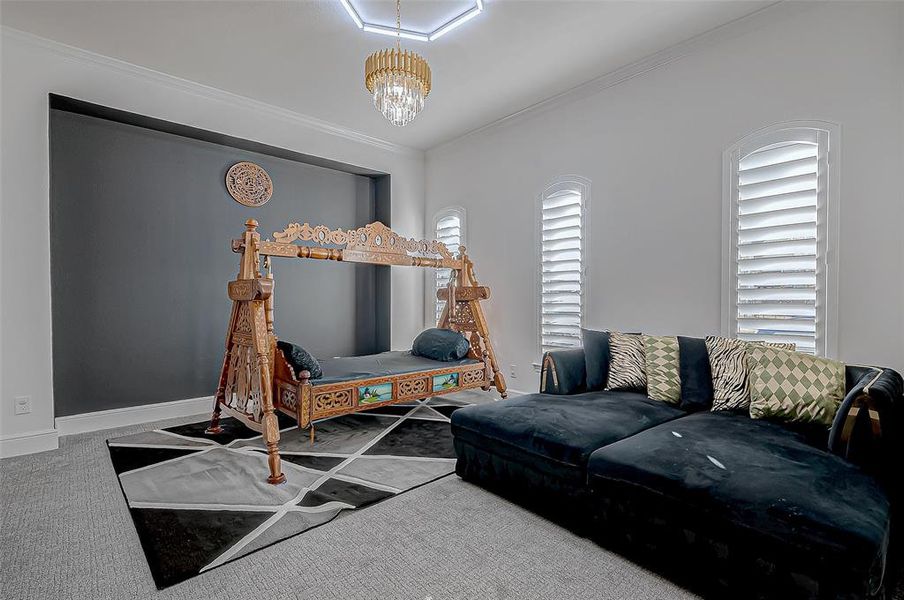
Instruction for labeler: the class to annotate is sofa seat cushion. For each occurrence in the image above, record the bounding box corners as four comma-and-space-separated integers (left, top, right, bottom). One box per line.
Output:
587, 411, 890, 577
451, 391, 684, 483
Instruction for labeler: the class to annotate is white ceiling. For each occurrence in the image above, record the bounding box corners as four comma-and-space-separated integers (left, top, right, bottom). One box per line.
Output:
1, 1, 772, 150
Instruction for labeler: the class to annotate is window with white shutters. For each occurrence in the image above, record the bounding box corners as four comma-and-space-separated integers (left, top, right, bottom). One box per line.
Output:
725, 125, 837, 356
540, 179, 588, 354
433, 208, 464, 324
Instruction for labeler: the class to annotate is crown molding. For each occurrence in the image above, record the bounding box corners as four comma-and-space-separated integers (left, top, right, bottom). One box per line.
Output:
1, 26, 421, 158
429, 1, 804, 154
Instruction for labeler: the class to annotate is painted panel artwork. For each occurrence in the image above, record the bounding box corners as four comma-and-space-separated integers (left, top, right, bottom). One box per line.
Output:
359, 382, 393, 404
433, 373, 459, 392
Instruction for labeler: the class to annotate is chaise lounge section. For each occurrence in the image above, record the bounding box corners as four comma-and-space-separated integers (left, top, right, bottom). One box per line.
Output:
451, 333, 903, 598
452, 390, 684, 520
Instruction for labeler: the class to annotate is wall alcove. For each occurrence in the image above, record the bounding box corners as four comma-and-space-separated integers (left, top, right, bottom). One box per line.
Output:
49, 94, 391, 416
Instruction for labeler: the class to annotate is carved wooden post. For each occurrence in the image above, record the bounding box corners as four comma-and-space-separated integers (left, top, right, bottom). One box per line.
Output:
205, 348, 230, 435
207, 259, 243, 435
437, 247, 507, 399
244, 222, 286, 484
264, 255, 276, 354
209, 219, 286, 484
460, 251, 507, 398
294, 370, 313, 443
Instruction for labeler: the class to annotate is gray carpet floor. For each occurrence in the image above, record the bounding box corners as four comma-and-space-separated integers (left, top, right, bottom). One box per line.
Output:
0, 393, 698, 600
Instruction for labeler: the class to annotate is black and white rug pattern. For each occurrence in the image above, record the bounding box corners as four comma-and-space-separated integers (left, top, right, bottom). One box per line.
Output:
107, 394, 477, 588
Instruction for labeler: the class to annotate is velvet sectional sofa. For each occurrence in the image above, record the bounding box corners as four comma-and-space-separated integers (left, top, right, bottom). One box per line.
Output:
450, 333, 903, 599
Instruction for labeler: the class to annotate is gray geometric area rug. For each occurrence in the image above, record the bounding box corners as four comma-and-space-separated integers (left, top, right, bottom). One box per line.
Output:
107, 396, 474, 589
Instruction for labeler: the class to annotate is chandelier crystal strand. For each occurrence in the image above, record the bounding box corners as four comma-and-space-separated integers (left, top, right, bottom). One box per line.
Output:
363, 0, 431, 127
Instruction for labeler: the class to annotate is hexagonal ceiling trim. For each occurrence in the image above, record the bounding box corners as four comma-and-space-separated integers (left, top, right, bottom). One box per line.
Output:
339, 0, 483, 42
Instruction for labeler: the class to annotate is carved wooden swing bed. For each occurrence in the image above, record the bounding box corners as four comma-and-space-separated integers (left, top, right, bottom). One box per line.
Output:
206, 219, 507, 484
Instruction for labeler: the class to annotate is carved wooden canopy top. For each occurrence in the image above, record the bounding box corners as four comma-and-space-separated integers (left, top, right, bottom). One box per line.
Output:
272, 221, 454, 261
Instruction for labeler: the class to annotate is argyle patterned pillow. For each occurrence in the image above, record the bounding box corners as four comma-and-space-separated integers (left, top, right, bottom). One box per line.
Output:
747, 346, 845, 425
605, 332, 646, 391
642, 335, 681, 404
706, 336, 798, 411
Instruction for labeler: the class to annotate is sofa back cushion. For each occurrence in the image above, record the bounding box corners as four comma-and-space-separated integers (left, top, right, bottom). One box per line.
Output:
677, 336, 714, 411
643, 335, 681, 404
582, 328, 611, 391
748, 346, 845, 425
583, 330, 714, 408
605, 332, 647, 391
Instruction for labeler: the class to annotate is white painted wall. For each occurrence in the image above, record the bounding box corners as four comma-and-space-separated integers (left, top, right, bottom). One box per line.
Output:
426, 2, 904, 386
0, 29, 425, 452
3, 2, 903, 455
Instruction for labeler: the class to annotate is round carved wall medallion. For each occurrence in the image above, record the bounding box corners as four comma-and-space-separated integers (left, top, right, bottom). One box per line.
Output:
226, 162, 273, 207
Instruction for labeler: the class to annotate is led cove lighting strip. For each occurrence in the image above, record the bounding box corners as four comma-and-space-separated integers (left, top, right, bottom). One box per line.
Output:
339, 0, 363, 29
428, 5, 481, 41
363, 24, 430, 42
339, 0, 483, 42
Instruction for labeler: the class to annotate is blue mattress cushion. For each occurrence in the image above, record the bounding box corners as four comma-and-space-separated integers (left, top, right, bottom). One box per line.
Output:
451, 391, 685, 483
314, 351, 478, 386
587, 411, 891, 588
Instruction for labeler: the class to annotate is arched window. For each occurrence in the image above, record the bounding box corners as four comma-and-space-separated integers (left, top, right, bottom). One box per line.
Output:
539, 177, 589, 354
723, 122, 839, 356
432, 207, 466, 324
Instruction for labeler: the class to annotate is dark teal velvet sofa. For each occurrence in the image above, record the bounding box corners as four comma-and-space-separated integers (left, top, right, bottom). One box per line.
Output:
451, 334, 903, 599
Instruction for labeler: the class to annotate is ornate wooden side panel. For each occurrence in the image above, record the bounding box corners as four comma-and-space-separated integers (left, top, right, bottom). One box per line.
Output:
301, 363, 488, 421
221, 302, 266, 424
313, 389, 355, 417
398, 376, 429, 400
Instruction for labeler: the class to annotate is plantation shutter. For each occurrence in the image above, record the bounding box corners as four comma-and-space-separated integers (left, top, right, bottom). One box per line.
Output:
735, 139, 823, 354
541, 188, 584, 352
434, 213, 462, 324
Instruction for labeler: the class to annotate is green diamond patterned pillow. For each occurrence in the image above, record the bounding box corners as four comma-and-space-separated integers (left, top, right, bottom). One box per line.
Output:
642, 335, 680, 404
747, 346, 845, 425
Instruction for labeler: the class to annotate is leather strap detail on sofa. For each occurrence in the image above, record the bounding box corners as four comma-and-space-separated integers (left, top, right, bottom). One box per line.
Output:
838, 369, 884, 458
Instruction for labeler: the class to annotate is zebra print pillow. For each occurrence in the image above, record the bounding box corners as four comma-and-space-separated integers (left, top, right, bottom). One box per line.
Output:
706, 336, 796, 411
605, 332, 646, 391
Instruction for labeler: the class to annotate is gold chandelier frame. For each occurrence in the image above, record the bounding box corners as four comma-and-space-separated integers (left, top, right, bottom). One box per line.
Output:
364, 49, 432, 97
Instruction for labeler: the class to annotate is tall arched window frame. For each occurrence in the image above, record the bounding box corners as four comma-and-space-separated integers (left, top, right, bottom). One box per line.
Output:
722, 121, 840, 356
430, 207, 466, 325
538, 176, 590, 356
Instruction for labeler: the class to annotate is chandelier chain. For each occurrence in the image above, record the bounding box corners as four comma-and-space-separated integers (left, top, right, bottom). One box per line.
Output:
396, 0, 401, 51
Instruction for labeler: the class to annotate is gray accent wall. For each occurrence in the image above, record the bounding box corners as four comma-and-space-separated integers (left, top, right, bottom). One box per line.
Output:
50, 109, 387, 416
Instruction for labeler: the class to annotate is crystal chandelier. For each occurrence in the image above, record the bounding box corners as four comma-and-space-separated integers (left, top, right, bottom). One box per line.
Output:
364, 0, 431, 127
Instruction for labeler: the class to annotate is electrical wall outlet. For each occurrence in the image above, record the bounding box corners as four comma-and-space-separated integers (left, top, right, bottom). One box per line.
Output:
509, 365, 517, 379
14, 395, 32, 415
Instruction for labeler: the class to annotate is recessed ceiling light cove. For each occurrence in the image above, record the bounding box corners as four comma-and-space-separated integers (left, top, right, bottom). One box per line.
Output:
341, 0, 484, 43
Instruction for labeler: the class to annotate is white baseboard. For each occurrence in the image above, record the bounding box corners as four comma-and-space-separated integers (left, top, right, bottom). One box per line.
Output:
9, 388, 527, 458
0, 428, 60, 458
55, 396, 214, 436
